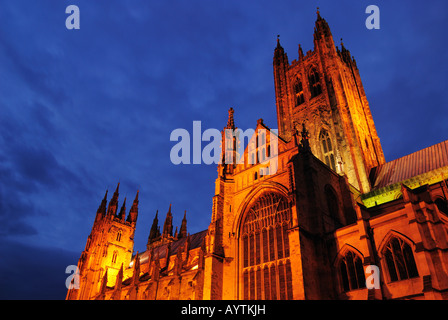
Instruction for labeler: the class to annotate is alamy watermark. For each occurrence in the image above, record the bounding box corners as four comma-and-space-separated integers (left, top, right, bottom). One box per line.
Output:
65, 5, 380, 31
170, 121, 279, 175
365, 264, 380, 289
365, 5, 380, 30
65, 5, 80, 30
65, 265, 80, 290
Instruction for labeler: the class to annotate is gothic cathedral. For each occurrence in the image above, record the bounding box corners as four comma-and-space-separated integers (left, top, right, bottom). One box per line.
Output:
67, 10, 448, 300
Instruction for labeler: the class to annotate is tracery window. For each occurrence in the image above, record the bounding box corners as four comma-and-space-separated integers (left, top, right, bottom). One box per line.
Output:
309, 69, 322, 98
319, 130, 336, 171
293, 80, 305, 106
112, 250, 118, 264
241, 193, 293, 299
383, 236, 419, 282
339, 250, 366, 292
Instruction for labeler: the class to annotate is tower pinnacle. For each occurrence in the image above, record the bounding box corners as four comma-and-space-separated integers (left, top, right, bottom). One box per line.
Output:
226, 107, 235, 130
127, 190, 139, 223
107, 183, 120, 216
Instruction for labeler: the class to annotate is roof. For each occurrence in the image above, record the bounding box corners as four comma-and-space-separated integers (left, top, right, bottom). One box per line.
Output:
370, 140, 448, 190
133, 229, 208, 265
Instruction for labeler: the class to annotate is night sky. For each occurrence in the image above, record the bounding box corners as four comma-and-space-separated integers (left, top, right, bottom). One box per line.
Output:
0, 0, 447, 299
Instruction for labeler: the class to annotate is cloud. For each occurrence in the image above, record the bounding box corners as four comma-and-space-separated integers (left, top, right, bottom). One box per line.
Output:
0, 0, 447, 299
0, 238, 79, 299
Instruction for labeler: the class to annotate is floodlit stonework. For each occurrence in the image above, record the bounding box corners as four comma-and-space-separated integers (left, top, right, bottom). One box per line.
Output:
67, 10, 448, 300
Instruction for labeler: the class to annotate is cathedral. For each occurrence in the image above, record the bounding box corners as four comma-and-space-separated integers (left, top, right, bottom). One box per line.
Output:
66, 10, 448, 300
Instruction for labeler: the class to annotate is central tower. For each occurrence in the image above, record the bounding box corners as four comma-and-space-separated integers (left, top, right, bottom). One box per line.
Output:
273, 10, 385, 192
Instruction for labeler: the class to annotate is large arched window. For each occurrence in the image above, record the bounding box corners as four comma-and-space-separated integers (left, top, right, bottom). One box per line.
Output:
241, 193, 293, 300
382, 236, 419, 282
338, 250, 366, 292
293, 80, 305, 106
309, 69, 322, 98
319, 130, 336, 171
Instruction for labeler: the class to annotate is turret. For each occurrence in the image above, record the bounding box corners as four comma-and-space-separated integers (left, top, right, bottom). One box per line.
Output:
117, 197, 126, 221
147, 210, 160, 247
162, 204, 174, 237
314, 7, 332, 40
220, 107, 238, 177
313, 8, 337, 57
178, 211, 188, 239
107, 183, 120, 217
68, 184, 138, 300
126, 190, 139, 224
273, 35, 293, 141
95, 190, 108, 223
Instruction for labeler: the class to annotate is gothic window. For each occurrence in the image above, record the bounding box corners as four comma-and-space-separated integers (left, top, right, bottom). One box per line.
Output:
116, 230, 122, 242
241, 193, 293, 299
338, 250, 366, 292
309, 69, 322, 98
112, 251, 118, 264
383, 237, 419, 282
293, 80, 305, 106
319, 130, 336, 171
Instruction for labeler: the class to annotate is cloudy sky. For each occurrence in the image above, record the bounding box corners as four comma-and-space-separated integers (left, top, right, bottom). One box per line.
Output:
0, 0, 447, 299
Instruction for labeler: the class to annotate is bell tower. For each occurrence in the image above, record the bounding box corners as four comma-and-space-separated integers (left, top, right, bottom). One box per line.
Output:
67, 183, 139, 300
273, 9, 385, 193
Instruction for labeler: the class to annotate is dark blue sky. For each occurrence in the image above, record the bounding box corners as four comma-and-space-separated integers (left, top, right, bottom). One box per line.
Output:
0, 0, 447, 299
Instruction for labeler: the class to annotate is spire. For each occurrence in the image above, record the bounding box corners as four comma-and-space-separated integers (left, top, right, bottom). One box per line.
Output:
162, 204, 173, 237
98, 190, 108, 213
226, 107, 235, 130
148, 210, 160, 244
337, 37, 355, 67
298, 44, 304, 60
127, 190, 139, 223
107, 183, 120, 216
95, 190, 108, 222
273, 33, 292, 141
179, 210, 187, 239
274, 34, 288, 64
117, 197, 126, 221
314, 8, 332, 40
274, 34, 286, 58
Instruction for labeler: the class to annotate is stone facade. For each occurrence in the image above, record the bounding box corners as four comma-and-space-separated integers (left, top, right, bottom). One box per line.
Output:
67, 11, 448, 300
